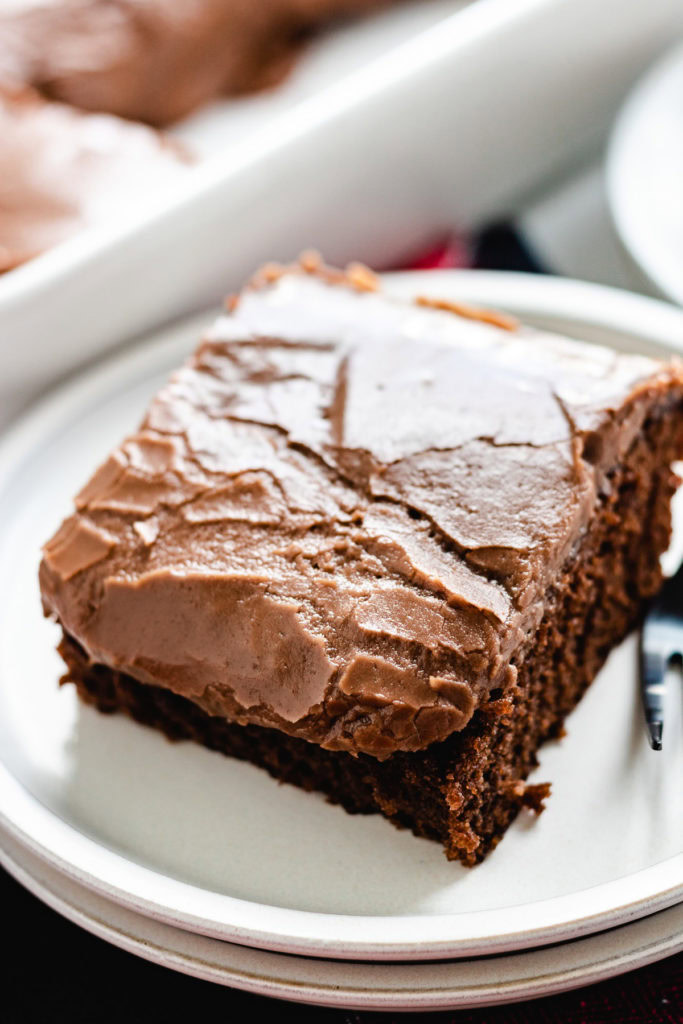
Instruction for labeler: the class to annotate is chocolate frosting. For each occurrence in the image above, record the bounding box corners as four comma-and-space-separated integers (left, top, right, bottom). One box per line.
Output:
0, 88, 190, 273
39, 261, 683, 758
0, 0, 395, 126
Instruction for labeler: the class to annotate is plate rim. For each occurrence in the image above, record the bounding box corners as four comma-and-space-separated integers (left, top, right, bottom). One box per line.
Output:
2, 826, 682, 1011
1, 269, 682, 962
607, 39, 683, 306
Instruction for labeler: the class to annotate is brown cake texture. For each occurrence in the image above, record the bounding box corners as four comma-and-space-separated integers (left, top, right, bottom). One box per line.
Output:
40, 257, 683, 864
0, 0, 401, 127
0, 87, 191, 273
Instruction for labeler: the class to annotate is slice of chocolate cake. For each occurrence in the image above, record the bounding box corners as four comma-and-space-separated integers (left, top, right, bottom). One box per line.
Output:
40, 257, 683, 864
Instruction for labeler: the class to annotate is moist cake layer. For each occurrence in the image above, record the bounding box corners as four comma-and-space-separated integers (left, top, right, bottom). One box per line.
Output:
58, 398, 683, 863
39, 261, 683, 762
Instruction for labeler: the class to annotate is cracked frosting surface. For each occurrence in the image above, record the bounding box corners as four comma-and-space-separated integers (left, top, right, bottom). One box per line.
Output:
39, 263, 683, 757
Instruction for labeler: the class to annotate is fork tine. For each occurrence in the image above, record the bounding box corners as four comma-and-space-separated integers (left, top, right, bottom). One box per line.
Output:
639, 645, 665, 750
648, 721, 664, 751
639, 561, 683, 751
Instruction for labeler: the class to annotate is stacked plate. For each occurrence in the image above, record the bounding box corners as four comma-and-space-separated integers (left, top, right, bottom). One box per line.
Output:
1, 272, 682, 1011
608, 40, 683, 307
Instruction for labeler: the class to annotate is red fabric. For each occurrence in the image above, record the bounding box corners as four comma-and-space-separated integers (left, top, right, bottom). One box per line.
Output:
400, 236, 471, 270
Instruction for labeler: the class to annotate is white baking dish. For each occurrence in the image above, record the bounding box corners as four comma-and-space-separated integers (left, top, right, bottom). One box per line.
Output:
1, 0, 683, 418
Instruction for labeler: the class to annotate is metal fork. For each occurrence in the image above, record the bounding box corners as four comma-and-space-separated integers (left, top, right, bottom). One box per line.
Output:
639, 562, 683, 750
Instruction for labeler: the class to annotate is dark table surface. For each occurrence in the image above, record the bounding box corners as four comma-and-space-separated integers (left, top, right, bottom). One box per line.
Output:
6, 229, 682, 1023
5, 867, 682, 1023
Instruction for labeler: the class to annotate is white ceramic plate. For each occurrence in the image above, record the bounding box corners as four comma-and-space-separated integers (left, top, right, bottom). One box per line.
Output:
2, 828, 682, 1011
0, 272, 682, 963
608, 41, 683, 305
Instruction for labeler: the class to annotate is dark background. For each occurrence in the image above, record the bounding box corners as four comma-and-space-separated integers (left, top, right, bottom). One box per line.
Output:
4, 868, 681, 1023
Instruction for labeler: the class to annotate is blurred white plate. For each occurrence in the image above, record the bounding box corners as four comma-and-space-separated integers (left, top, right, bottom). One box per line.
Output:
608, 41, 683, 305
0, 272, 681, 963
2, 827, 682, 1011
